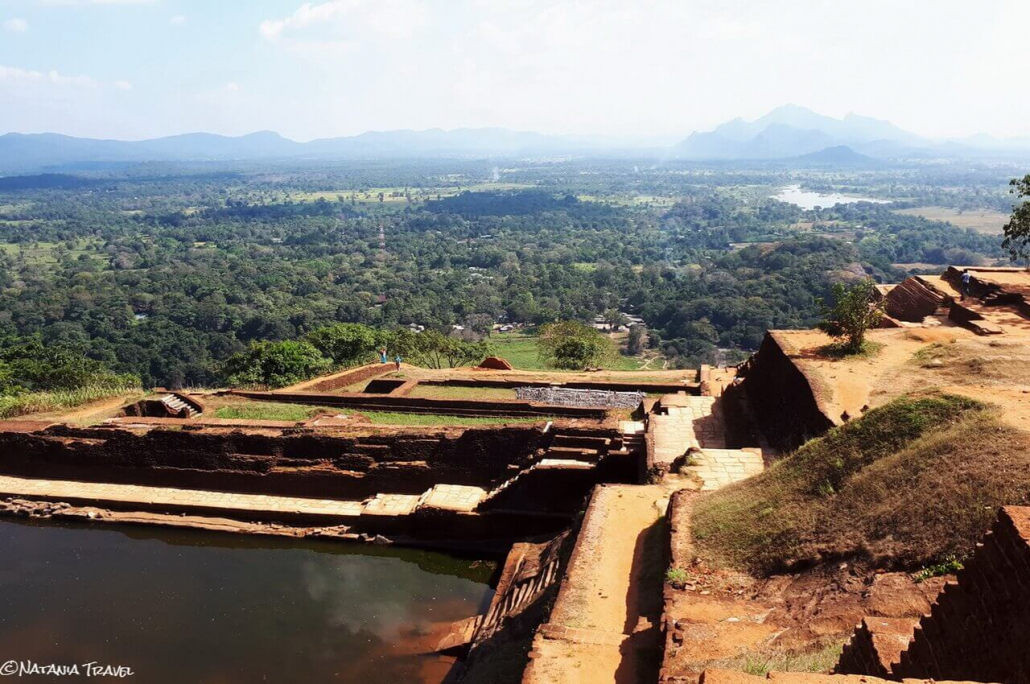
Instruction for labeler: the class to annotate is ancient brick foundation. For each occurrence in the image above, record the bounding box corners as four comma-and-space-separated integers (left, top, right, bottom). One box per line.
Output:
835, 506, 1030, 684
891, 506, 1030, 683
739, 332, 835, 449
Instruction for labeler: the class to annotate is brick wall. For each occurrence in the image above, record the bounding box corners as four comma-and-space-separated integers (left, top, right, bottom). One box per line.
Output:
890, 506, 1030, 683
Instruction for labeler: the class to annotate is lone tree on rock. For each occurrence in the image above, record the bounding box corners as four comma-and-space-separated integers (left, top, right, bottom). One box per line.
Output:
1003, 175, 1030, 265
818, 280, 883, 354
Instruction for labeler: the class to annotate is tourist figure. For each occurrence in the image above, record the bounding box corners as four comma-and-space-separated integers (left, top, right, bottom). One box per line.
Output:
379, 348, 388, 364
961, 269, 972, 300
394, 354, 402, 371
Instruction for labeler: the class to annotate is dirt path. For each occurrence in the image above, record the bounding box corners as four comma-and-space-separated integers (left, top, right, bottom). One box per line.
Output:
35, 393, 139, 425
525, 484, 669, 684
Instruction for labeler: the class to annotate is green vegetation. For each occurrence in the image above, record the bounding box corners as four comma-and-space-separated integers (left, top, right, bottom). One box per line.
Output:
0, 337, 140, 418
1003, 174, 1030, 261
0, 161, 1011, 388
213, 401, 547, 426
0, 386, 137, 419
538, 321, 618, 370
665, 567, 689, 585
213, 402, 340, 422
224, 340, 332, 388
912, 556, 964, 583
736, 643, 844, 676
406, 385, 517, 401
691, 393, 1030, 574
817, 280, 883, 354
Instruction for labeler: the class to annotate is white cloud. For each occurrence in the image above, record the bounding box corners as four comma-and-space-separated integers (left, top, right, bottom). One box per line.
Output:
225, 82, 240, 92
260, 0, 428, 44
169, 14, 186, 26
3, 18, 29, 32
0, 65, 99, 88
114, 80, 132, 90
37, 0, 156, 5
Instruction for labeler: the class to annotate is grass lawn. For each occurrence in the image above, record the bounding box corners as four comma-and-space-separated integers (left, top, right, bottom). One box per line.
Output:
213, 400, 547, 426
487, 332, 647, 371
214, 402, 341, 421
406, 385, 517, 401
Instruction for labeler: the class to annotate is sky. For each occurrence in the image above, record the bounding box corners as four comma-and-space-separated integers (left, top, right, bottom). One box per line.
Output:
0, 0, 1028, 142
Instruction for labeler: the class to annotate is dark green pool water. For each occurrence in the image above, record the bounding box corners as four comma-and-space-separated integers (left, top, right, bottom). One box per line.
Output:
0, 520, 494, 683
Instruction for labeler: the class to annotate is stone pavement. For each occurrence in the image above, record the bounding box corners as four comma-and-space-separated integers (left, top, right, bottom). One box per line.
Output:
649, 394, 764, 490
0, 475, 365, 520
684, 448, 765, 491
421, 484, 487, 511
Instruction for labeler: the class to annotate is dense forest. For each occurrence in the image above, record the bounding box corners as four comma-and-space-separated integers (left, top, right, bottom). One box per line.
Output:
0, 159, 1015, 388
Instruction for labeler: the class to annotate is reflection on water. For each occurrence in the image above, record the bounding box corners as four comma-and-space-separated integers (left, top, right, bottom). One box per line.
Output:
772, 184, 889, 210
0, 519, 494, 684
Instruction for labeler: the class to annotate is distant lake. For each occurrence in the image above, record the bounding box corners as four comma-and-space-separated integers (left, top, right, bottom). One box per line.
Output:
772, 185, 889, 210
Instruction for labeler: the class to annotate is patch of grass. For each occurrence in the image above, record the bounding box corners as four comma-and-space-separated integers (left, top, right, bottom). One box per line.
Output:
361, 411, 548, 426
406, 384, 517, 401
214, 402, 340, 421
732, 642, 844, 675
214, 401, 549, 426
0, 384, 138, 419
691, 392, 1029, 574
818, 340, 884, 359
665, 567, 689, 584
912, 556, 964, 583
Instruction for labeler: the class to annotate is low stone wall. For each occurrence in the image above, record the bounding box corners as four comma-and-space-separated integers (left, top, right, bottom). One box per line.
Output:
889, 506, 1030, 683
419, 378, 700, 394
515, 386, 644, 409
279, 363, 393, 393
740, 332, 836, 450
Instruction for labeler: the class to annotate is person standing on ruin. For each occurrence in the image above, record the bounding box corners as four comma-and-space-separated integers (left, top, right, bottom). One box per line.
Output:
379, 348, 388, 364
961, 269, 972, 300
394, 354, 402, 371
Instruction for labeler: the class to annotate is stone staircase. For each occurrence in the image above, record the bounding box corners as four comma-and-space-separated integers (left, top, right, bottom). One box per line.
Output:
160, 393, 200, 419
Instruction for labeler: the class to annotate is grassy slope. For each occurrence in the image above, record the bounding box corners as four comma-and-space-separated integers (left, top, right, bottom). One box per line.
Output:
692, 392, 1030, 575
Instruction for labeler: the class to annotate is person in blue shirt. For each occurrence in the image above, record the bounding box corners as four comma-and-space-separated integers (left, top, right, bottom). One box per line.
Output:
394, 354, 402, 371
379, 348, 388, 364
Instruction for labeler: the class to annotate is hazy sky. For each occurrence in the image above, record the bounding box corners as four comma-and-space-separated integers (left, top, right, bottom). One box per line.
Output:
0, 0, 1027, 141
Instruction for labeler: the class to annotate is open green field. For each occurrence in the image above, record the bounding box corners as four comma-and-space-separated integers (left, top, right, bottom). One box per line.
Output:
0, 239, 106, 269
487, 332, 647, 371
894, 206, 1009, 234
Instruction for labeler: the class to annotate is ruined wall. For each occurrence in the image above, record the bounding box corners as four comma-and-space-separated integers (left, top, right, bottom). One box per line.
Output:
282, 363, 392, 393
740, 333, 835, 450
835, 617, 917, 678
883, 277, 949, 322
0, 424, 545, 499
890, 506, 1030, 683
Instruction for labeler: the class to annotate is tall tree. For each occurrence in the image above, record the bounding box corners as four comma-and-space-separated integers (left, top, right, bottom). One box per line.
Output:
1003, 175, 1030, 263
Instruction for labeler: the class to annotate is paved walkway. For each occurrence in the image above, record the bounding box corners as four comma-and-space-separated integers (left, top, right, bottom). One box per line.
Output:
525, 484, 667, 684
650, 394, 764, 490
0, 475, 367, 520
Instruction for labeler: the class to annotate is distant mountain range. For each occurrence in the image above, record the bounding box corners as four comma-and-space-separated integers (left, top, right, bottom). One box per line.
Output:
670, 104, 1030, 161
2, 105, 1029, 172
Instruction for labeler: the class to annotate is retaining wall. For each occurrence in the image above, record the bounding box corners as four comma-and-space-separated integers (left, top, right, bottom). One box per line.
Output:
0, 424, 545, 499
740, 332, 836, 450
890, 506, 1030, 683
